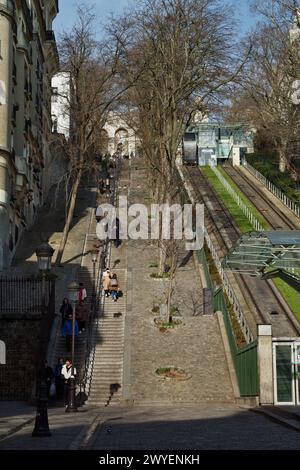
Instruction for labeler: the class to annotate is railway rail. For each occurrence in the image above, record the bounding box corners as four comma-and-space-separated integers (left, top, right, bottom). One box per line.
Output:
223, 164, 297, 231
183, 165, 300, 338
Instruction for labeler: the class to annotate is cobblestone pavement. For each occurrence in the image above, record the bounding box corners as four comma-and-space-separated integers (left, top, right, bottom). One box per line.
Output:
88, 404, 300, 450
126, 161, 234, 404
1, 402, 300, 450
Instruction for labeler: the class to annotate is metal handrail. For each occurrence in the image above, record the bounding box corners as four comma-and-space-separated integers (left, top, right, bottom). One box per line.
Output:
244, 159, 300, 218
79, 157, 122, 402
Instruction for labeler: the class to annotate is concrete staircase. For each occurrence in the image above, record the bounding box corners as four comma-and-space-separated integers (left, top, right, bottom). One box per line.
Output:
52, 214, 101, 384
87, 267, 127, 406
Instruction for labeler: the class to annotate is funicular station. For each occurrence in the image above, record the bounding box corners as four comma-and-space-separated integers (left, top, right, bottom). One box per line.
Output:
223, 230, 300, 406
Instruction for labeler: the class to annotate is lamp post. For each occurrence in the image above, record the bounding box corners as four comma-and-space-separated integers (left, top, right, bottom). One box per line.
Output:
32, 241, 54, 437
90, 249, 99, 311
66, 281, 80, 412
36, 241, 54, 314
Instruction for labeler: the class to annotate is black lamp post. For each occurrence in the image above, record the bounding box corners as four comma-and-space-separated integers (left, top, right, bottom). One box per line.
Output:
90, 249, 99, 311
32, 241, 54, 437
65, 281, 80, 412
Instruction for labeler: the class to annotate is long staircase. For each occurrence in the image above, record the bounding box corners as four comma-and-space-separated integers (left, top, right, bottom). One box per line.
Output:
87, 262, 127, 406
53, 214, 101, 386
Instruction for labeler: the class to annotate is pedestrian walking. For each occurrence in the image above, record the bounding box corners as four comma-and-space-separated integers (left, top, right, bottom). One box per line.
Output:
62, 313, 79, 352
78, 283, 87, 302
76, 300, 89, 333
54, 357, 64, 400
110, 273, 119, 302
59, 298, 73, 329
105, 176, 110, 193
102, 268, 111, 297
113, 217, 121, 248
61, 359, 77, 408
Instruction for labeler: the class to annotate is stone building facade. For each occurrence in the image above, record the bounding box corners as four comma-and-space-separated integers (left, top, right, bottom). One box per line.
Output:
102, 112, 138, 158
0, 0, 59, 270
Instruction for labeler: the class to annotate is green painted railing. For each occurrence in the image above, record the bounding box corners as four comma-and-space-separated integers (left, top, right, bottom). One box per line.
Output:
214, 285, 258, 396
197, 246, 259, 397
196, 248, 214, 290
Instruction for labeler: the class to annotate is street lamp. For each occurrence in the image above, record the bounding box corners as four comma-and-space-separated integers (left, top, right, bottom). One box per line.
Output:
66, 281, 80, 413
36, 241, 54, 314
90, 249, 99, 310
32, 241, 54, 438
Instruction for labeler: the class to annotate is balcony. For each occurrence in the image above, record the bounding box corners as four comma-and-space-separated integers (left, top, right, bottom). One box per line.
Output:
0, 0, 15, 17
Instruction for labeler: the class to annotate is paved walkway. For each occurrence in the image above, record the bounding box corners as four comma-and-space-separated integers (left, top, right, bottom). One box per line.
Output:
0, 403, 97, 450
87, 404, 300, 450
1, 402, 300, 450
125, 159, 235, 404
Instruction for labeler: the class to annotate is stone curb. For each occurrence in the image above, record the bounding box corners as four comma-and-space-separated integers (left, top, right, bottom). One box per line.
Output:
0, 416, 36, 442
251, 407, 300, 433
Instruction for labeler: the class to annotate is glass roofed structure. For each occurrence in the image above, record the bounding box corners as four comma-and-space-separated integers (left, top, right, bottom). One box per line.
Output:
222, 231, 300, 275
184, 122, 254, 166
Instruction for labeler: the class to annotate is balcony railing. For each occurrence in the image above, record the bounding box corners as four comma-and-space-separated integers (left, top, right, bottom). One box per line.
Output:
0, 0, 15, 16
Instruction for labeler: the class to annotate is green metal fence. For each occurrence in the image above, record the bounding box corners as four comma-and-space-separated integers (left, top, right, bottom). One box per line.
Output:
198, 248, 259, 397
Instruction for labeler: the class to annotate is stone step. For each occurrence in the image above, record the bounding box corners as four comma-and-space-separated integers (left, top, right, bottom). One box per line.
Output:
93, 354, 124, 359
90, 377, 123, 383
91, 366, 123, 371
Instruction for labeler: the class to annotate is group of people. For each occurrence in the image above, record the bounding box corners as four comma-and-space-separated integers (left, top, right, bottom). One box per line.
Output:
59, 283, 89, 352
40, 358, 76, 408
51, 265, 121, 409
102, 268, 121, 302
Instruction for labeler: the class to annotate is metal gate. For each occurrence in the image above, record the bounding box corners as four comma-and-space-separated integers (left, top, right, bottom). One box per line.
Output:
273, 341, 300, 405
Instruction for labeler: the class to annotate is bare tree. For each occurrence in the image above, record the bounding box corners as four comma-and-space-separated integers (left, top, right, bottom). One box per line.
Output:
229, 0, 300, 174
53, 7, 128, 265
109, 0, 245, 274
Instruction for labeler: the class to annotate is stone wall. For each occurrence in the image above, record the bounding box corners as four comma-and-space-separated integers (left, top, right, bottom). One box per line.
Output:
0, 316, 41, 400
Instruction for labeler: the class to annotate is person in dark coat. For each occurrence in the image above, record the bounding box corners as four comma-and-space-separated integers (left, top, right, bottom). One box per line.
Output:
59, 298, 73, 328
76, 301, 89, 333
54, 357, 64, 400
62, 313, 79, 352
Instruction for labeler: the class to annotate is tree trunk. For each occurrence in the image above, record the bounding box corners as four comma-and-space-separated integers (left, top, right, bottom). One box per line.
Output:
55, 170, 82, 266
166, 273, 174, 323
279, 149, 287, 173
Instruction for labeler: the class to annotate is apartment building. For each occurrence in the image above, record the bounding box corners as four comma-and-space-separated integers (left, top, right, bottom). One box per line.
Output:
0, 0, 59, 269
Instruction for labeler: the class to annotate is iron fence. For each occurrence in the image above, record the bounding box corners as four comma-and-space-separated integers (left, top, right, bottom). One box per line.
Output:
0, 277, 53, 315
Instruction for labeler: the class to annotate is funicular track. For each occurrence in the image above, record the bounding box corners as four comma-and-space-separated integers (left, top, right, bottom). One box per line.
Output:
183, 165, 300, 337
223, 164, 297, 230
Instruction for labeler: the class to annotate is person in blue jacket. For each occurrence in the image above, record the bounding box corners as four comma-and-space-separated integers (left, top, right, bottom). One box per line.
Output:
62, 313, 79, 352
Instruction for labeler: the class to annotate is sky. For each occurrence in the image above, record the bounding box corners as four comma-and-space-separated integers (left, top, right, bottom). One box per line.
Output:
53, 0, 258, 40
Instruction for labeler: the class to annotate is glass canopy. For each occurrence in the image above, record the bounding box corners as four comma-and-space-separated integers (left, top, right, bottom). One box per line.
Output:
222, 231, 300, 275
